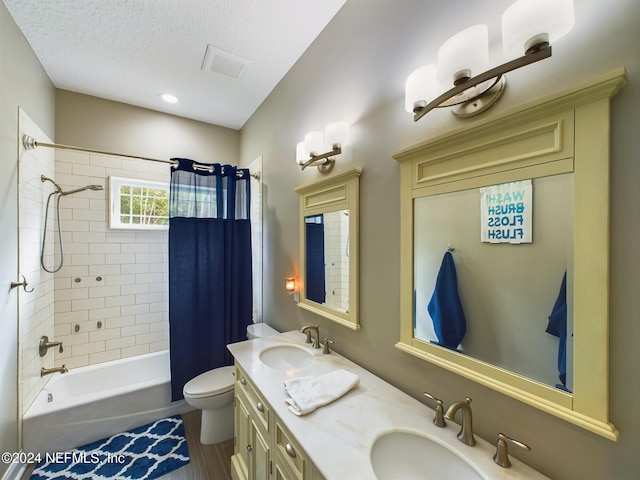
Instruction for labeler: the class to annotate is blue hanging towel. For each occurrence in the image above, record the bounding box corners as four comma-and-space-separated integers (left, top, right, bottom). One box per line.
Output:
546, 272, 568, 390
427, 251, 467, 349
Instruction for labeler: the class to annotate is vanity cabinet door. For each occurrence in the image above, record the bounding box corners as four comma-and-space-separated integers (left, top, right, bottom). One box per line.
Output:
232, 391, 251, 480
233, 387, 271, 480
251, 421, 270, 480
233, 364, 273, 480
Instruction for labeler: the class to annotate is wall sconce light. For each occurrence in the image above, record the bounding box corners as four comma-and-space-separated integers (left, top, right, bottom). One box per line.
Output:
405, 0, 574, 120
285, 277, 297, 293
296, 122, 349, 173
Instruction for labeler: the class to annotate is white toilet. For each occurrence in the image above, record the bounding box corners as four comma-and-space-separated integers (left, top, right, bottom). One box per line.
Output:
182, 322, 279, 444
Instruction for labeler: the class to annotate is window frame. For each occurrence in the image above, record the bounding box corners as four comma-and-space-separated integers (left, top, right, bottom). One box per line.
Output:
108, 176, 169, 230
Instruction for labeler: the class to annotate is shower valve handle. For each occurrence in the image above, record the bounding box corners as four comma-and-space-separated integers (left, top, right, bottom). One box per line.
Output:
39, 336, 64, 357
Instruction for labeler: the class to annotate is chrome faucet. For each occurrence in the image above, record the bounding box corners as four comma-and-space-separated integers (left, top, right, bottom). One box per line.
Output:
300, 324, 320, 348
445, 397, 475, 446
39, 335, 63, 357
41, 365, 68, 377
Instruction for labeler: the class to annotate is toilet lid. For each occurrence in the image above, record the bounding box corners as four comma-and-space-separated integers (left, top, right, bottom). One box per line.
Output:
183, 366, 235, 398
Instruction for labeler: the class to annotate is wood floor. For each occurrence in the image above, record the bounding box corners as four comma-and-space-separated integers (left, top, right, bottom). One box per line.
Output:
20, 409, 234, 480
160, 409, 234, 480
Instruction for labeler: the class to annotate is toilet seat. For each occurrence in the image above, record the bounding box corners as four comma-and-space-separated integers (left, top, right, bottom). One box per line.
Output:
183, 365, 235, 399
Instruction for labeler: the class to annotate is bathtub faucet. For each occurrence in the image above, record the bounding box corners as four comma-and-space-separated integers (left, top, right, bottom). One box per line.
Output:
41, 365, 68, 377
39, 335, 63, 357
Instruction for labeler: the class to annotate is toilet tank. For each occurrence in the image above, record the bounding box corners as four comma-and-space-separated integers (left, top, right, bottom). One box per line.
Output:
247, 323, 279, 339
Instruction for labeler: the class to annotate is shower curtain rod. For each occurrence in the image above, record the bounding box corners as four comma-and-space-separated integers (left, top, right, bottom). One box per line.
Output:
21, 134, 260, 180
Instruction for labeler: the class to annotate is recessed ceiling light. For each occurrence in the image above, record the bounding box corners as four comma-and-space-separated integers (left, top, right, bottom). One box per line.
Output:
160, 93, 179, 104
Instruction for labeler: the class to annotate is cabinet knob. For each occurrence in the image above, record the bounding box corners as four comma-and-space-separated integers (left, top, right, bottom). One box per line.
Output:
246, 444, 252, 452
285, 442, 296, 458
256, 401, 265, 412
240, 377, 246, 385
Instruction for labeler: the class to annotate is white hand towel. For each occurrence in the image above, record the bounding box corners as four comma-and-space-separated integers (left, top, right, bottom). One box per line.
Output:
284, 369, 360, 416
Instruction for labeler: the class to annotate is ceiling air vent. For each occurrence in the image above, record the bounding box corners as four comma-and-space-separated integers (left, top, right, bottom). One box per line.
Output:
201, 44, 249, 80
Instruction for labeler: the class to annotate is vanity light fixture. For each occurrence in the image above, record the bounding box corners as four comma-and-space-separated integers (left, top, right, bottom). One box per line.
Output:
285, 277, 297, 293
405, 0, 574, 120
296, 122, 349, 173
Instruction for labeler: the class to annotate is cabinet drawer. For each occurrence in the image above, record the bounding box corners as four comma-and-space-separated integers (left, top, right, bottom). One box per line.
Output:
274, 418, 306, 480
236, 365, 270, 432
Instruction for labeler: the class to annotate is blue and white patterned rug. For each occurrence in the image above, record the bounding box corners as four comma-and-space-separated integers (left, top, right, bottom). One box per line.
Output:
30, 415, 189, 480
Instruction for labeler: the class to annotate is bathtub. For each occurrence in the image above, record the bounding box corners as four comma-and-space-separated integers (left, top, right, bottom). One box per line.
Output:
22, 351, 192, 455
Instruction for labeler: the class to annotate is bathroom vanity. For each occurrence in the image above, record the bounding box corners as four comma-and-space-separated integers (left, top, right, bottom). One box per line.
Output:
228, 330, 549, 479
231, 361, 324, 480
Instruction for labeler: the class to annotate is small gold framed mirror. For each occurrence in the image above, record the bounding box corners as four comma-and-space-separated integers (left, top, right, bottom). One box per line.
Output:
295, 168, 361, 330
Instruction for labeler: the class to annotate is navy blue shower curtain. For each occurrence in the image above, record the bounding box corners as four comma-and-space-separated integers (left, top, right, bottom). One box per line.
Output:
305, 215, 325, 304
168, 158, 253, 401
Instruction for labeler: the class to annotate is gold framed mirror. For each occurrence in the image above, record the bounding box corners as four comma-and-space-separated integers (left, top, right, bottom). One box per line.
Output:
295, 168, 361, 330
393, 69, 626, 440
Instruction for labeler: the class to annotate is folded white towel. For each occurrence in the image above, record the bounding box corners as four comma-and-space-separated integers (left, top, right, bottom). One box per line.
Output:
284, 369, 360, 416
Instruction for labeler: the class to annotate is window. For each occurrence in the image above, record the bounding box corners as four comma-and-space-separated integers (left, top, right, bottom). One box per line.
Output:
109, 176, 169, 230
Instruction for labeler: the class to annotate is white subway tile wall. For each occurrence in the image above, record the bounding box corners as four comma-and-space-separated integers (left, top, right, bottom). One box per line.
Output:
53, 150, 170, 369
19, 110, 57, 413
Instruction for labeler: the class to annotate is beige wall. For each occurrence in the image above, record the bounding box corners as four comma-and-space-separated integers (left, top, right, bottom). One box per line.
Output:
0, 2, 55, 476
55, 90, 240, 165
239, 0, 640, 478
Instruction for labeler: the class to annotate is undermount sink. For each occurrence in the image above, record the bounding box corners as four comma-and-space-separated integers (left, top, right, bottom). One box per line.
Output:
371, 431, 483, 480
259, 344, 314, 369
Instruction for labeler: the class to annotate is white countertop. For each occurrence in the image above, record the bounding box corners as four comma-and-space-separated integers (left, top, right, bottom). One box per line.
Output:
228, 330, 549, 480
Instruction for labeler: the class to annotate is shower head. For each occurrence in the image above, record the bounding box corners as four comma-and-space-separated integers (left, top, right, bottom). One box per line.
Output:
40, 175, 103, 196
60, 184, 104, 196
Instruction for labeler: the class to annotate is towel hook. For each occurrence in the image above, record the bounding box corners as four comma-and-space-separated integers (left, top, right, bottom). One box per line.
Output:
447, 243, 455, 252
11, 275, 34, 293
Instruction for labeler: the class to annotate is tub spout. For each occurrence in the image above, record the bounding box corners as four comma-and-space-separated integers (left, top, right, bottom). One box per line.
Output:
41, 365, 68, 377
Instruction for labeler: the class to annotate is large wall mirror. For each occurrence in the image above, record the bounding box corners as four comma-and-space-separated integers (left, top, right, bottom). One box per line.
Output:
413, 172, 574, 390
295, 168, 361, 329
394, 69, 626, 440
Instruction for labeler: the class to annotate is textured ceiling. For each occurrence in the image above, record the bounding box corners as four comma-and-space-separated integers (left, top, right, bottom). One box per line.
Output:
3, 0, 347, 129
